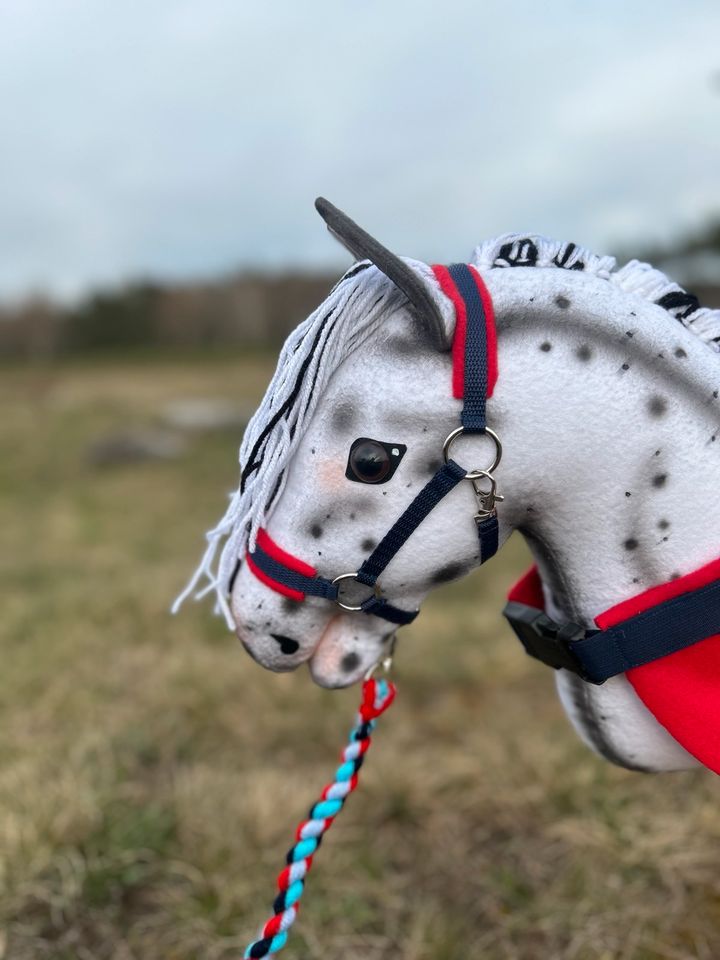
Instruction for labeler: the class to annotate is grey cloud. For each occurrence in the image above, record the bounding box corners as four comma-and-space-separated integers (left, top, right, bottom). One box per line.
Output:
0, 0, 718, 299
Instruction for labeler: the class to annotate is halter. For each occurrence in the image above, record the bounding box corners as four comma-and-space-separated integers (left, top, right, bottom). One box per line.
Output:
246, 263, 502, 625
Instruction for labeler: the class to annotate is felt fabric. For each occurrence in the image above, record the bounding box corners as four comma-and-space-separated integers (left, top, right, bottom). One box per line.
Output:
510, 561, 720, 773
177, 210, 720, 774
597, 556, 720, 775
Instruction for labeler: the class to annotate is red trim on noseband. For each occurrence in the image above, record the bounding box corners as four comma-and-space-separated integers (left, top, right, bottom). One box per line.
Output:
431, 264, 498, 401
246, 553, 304, 602
246, 529, 317, 602
256, 529, 317, 577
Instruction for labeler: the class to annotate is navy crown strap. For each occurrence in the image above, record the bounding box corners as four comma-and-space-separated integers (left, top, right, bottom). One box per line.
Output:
504, 577, 720, 684
447, 263, 490, 434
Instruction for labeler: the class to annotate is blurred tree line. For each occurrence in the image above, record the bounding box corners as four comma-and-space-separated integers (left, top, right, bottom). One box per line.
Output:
0, 272, 336, 359
1, 220, 718, 360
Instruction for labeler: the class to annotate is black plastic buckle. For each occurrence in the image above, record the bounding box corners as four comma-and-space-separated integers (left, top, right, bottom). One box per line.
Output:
502, 601, 592, 680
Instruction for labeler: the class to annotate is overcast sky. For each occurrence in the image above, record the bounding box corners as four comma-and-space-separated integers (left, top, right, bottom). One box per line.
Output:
1, 1, 718, 301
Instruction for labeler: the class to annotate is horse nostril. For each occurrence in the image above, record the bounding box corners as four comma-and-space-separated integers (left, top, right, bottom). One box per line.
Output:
270, 633, 300, 655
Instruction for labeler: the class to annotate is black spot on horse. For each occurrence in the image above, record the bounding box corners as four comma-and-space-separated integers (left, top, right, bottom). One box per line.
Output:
271, 633, 300, 655
425, 459, 442, 476
647, 395, 668, 418
432, 562, 465, 584
555, 295, 571, 310
341, 652, 360, 673
621, 362, 630, 371
652, 473, 668, 488
332, 402, 356, 432
539, 341, 552, 352
674, 347, 687, 359
623, 538, 639, 551
282, 597, 302, 615
310, 523, 323, 539
361, 537, 377, 551
386, 337, 425, 357
576, 344, 593, 362
657, 518, 670, 530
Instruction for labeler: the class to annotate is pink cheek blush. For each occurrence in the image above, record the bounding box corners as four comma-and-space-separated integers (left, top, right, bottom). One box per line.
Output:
317, 458, 347, 491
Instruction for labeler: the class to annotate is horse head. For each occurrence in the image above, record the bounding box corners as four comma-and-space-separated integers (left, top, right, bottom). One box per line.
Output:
177, 199, 720, 776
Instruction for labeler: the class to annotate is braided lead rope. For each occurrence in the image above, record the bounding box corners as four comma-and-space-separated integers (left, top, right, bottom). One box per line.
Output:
243, 675, 397, 958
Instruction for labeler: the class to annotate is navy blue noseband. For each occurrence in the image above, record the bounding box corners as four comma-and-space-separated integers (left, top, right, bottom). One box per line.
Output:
247, 264, 501, 625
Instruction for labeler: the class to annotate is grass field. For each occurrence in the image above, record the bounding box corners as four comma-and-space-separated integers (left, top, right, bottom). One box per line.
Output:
1, 356, 719, 960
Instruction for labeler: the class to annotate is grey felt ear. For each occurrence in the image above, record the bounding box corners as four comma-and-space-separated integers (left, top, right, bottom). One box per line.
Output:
314, 197, 451, 351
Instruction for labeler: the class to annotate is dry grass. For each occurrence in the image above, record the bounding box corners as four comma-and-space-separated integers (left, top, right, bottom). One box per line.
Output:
1, 356, 719, 960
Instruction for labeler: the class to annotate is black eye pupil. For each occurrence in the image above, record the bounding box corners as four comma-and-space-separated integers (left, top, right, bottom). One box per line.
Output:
350, 441, 391, 483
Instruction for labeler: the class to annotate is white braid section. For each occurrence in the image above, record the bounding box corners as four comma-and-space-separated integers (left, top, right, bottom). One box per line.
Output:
612, 260, 720, 350
277, 906, 298, 933
286, 861, 308, 884
172, 263, 405, 626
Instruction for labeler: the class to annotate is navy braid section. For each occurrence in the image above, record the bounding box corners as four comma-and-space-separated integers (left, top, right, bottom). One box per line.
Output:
447, 263, 489, 434
357, 460, 467, 586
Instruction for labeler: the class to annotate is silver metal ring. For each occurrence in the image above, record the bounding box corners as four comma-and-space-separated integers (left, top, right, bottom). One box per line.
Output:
442, 426, 502, 478
332, 572, 381, 612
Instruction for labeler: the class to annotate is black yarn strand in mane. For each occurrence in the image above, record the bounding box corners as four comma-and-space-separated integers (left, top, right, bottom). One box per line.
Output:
239, 308, 335, 493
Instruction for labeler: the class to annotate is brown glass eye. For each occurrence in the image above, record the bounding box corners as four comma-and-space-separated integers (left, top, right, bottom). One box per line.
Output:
346, 438, 406, 485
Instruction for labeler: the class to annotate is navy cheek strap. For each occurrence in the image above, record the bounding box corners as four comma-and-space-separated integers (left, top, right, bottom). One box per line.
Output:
246, 262, 502, 626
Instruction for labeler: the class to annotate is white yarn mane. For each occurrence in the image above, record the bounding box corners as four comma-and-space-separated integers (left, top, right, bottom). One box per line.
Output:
472, 233, 720, 348
173, 263, 402, 626
175, 235, 720, 626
